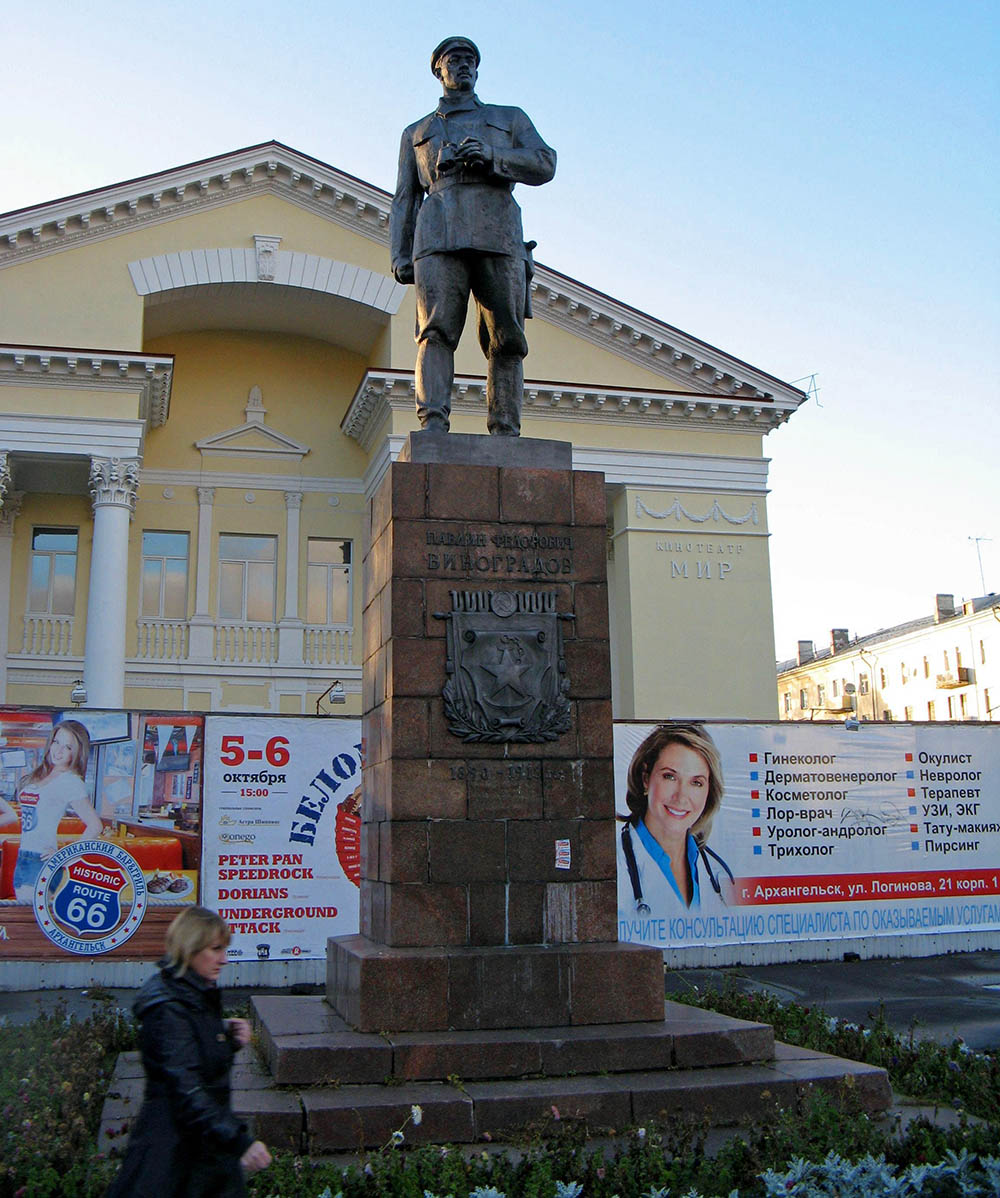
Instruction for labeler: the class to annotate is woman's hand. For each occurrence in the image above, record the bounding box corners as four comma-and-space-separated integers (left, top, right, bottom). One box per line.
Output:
240, 1140, 271, 1174
225, 1018, 252, 1047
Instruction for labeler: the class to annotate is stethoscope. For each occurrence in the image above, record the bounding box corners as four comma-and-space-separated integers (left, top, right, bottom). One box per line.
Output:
621, 821, 734, 914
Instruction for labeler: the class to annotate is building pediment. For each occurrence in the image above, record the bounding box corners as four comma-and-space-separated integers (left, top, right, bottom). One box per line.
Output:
194, 385, 310, 463
0, 142, 806, 409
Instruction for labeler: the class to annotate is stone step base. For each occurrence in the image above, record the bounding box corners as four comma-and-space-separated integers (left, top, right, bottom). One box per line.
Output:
252, 996, 775, 1086
327, 936, 666, 1031
99, 1041, 893, 1157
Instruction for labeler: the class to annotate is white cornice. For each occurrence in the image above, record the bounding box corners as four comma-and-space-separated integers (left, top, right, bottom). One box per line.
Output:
343, 369, 797, 453
0, 143, 393, 266
528, 270, 804, 403
0, 345, 174, 427
139, 468, 365, 495
0, 142, 806, 409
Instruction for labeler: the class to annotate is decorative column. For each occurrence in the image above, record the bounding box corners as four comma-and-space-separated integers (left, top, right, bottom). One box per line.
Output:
278, 491, 304, 664
187, 486, 216, 660
0, 474, 24, 703
84, 457, 139, 708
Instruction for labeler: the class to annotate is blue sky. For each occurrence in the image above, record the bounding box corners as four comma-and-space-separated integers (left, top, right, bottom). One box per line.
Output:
3, 0, 997, 659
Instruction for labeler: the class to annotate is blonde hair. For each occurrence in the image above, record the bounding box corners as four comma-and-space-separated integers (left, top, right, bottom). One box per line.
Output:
164, 906, 231, 976
623, 723, 725, 845
23, 719, 90, 789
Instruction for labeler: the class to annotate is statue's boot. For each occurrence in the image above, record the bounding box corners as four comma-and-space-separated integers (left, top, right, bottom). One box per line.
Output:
415, 339, 454, 431
487, 355, 523, 436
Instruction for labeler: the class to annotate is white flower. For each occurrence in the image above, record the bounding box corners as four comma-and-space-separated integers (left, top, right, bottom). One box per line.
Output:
637, 1126, 647, 1141
411, 1103, 423, 1126
391, 1129, 405, 1145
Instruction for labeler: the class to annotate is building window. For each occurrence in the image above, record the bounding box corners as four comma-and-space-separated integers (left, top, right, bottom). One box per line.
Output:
900, 663, 907, 685
879, 668, 887, 690
947, 696, 954, 719
783, 692, 792, 714
943, 650, 950, 671
955, 647, 963, 669
923, 656, 929, 678
985, 689, 991, 718
858, 673, 869, 695
140, 531, 189, 619
306, 538, 352, 625
817, 683, 826, 707
218, 534, 276, 623
28, 528, 78, 614
959, 693, 968, 719
799, 688, 808, 710
927, 700, 936, 720
981, 640, 986, 665
904, 706, 914, 721
832, 679, 839, 698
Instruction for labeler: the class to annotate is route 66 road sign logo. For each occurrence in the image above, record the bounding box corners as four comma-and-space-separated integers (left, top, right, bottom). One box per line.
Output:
33, 840, 147, 955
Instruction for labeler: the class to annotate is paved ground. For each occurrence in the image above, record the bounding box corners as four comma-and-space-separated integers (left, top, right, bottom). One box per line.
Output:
667, 949, 1000, 1050
2, 949, 999, 1050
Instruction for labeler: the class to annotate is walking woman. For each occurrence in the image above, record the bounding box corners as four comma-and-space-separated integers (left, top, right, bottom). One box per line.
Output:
106, 907, 271, 1197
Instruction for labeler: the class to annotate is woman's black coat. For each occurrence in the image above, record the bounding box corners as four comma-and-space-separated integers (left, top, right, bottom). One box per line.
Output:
105, 965, 254, 1198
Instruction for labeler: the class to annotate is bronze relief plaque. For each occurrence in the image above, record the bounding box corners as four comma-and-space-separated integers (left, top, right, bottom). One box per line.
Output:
436, 590, 572, 743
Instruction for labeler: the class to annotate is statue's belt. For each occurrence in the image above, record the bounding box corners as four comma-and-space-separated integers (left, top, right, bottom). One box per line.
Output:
426, 175, 514, 195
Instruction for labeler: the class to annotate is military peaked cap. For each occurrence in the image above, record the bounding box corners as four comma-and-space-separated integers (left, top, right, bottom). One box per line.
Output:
431, 37, 481, 74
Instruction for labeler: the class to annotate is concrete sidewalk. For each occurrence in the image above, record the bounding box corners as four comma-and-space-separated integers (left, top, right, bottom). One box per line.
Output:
667, 948, 1000, 1050
2, 949, 999, 1050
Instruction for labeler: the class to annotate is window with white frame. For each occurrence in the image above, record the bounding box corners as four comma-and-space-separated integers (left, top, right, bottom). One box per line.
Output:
218, 534, 276, 623
28, 528, 78, 614
306, 538, 352, 625
858, 673, 870, 695
140, 531, 189, 619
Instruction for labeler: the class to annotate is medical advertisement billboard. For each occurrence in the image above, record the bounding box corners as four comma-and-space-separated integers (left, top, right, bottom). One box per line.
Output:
615, 721, 1000, 950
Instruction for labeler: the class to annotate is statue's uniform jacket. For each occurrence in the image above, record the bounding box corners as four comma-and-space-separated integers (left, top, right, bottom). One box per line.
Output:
390, 95, 556, 272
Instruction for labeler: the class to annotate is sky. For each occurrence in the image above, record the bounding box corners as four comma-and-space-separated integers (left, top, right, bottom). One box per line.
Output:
3, 0, 997, 662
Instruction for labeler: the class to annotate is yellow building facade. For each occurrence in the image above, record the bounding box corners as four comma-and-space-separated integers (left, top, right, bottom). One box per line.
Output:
0, 142, 804, 718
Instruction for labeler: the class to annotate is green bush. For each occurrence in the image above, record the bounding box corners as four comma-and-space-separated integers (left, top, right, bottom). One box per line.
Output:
1, 985, 997, 1197
665, 982, 1000, 1121
0, 1002, 134, 1198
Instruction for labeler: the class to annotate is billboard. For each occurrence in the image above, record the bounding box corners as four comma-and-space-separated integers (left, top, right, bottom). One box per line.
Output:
0, 708, 204, 958
616, 722, 1000, 949
200, 716, 362, 961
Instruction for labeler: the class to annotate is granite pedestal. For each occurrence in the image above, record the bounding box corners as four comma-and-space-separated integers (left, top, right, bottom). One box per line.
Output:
326, 433, 664, 1032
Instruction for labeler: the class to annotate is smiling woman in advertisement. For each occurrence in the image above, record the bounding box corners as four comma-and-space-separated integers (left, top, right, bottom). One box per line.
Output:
618, 723, 734, 914
0, 718, 104, 902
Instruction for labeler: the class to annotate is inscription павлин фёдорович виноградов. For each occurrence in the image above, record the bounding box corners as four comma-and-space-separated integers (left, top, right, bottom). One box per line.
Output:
425, 526, 574, 578
435, 589, 573, 743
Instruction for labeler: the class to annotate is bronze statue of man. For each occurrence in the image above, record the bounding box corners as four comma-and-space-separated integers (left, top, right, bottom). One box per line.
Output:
390, 37, 556, 436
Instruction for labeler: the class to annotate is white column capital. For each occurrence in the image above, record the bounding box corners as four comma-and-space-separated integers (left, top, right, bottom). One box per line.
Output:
197, 486, 216, 506
284, 490, 303, 510
0, 489, 23, 536
89, 456, 140, 512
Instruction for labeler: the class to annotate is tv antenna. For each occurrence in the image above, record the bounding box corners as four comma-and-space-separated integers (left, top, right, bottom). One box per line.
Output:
969, 536, 992, 595
791, 374, 821, 408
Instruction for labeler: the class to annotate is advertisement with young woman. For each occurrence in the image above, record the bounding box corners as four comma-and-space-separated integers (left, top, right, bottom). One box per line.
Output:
616, 721, 1000, 950
0, 708, 204, 957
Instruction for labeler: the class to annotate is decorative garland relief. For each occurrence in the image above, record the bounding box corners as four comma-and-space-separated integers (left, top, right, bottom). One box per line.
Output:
635, 497, 759, 526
